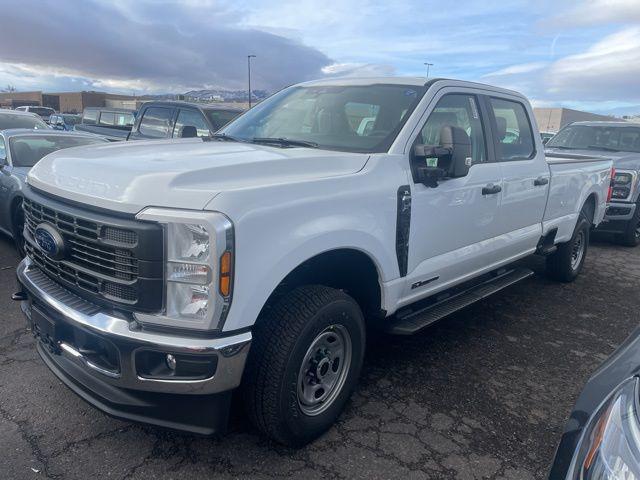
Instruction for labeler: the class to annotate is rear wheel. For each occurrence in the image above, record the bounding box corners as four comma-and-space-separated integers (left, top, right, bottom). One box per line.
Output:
616, 205, 640, 247
12, 204, 26, 258
243, 285, 365, 447
546, 214, 590, 282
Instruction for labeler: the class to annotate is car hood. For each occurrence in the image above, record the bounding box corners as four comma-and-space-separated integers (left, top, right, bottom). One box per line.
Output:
545, 147, 640, 171
27, 138, 370, 214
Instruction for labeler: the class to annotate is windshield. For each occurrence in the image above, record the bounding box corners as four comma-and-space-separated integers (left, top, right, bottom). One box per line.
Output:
547, 125, 640, 153
9, 135, 106, 167
221, 84, 426, 153
204, 109, 241, 131
0, 113, 48, 130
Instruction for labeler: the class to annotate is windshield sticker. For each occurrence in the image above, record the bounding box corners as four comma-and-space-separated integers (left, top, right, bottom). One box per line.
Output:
404, 89, 417, 97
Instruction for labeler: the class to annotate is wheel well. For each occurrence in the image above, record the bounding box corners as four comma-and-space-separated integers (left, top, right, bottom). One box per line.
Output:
261, 249, 383, 321
582, 194, 596, 224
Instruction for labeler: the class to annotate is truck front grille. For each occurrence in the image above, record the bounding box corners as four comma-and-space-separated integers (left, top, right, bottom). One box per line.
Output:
22, 191, 164, 312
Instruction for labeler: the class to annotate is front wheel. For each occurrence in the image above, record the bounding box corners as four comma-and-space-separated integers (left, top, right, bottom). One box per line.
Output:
242, 285, 365, 447
616, 206, 640, 247
546, 214, 590, 282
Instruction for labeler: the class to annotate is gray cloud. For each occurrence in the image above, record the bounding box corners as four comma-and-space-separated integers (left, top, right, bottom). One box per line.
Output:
0, 0, 333, 92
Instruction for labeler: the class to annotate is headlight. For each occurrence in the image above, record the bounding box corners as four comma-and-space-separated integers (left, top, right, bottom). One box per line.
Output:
611, 172, 636, 201
568, 377, 640, 479
134, 208, 234, 331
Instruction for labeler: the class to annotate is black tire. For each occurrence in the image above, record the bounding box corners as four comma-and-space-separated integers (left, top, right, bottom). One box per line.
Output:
12, 204, 26, 258
546, 214, 590, 282
616, 205, 640, 247
242, 285, 365, 447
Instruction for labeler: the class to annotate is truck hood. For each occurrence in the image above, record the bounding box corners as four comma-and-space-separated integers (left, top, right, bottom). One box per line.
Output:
546, 147, 640, 171
27, 138, 369, 214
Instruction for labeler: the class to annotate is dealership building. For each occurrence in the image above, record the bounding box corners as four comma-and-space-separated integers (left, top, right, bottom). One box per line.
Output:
534, 107, 619, 133
0, 90, 139, 113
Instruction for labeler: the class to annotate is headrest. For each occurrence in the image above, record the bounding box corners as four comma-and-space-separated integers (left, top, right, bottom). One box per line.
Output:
495, 117, 507, 141
180, 125, 198, 138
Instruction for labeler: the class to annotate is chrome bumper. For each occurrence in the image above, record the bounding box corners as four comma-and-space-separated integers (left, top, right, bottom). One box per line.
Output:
17, 257, 251, 395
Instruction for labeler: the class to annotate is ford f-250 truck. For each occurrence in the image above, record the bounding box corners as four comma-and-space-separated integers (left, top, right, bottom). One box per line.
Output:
14, 78, 613, 446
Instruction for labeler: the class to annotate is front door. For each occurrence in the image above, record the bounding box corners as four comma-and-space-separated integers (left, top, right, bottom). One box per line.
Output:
403, 92, 504, 303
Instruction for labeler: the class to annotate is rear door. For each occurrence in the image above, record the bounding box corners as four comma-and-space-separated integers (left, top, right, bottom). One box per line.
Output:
485, 96, 548, 253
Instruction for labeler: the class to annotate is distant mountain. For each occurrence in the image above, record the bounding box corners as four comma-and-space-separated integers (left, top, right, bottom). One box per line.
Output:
138, 89, 270, 103
590, 105, 640, 117
183, 89, 269, 102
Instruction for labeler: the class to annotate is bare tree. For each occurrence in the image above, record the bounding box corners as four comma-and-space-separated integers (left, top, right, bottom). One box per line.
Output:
2, 85, 16, 93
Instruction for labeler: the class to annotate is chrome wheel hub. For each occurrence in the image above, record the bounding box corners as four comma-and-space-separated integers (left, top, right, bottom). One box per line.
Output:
571, 231, 585, 270
297, 324, 352, 416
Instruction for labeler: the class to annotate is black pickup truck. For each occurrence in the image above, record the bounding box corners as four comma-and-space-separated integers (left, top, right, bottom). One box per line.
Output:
127, 101, 243, 141
74, 107, 136, 141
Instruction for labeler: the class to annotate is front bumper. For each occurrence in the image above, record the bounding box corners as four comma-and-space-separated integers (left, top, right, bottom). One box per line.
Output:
596, 201, 637, 233
17, 257, 251, 434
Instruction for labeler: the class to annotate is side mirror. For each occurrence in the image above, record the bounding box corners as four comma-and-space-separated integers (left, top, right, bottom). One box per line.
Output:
0, 156, 8, 173
180, 125, 198, 138
412, 126, 472, 187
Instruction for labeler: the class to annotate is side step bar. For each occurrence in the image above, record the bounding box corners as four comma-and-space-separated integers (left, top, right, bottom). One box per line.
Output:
385, 268, 534, 335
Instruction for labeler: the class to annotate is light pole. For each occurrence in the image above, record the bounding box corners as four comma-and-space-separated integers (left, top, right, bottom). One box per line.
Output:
247, 54, 256, 108
424, 62, 433, 79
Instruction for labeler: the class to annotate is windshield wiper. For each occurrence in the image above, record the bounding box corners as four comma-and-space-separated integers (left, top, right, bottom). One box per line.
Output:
209, 133, 248, 143
547, 145, 573, 149
252, 137, 319, 149
587, 145, 620, 152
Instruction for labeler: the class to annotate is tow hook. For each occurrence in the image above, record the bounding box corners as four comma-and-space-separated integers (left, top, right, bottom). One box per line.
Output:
12, 291, 28, 301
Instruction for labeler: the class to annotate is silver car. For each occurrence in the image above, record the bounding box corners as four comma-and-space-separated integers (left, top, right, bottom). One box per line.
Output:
0, 129, 108, 255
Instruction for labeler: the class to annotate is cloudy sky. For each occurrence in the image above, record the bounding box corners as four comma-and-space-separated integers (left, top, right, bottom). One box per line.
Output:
1, 0, 639, 113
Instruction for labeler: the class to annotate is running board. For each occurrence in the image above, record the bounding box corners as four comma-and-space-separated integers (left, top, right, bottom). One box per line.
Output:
386, 268, 534, 335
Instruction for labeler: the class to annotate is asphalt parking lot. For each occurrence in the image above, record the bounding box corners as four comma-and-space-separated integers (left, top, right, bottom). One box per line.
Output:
1, 234, 638, 480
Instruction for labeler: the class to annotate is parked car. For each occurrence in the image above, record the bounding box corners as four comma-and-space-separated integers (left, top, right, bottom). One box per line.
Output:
49, 113, 82, 131
549, 326, 640, 478
14, 106, 56, 122
15, 77, 613, 447
0, 110, 49, 131
127, 101, 242, 141
0, 129, 108, 255
75, 107, 136, 141
546, 121, 640, 246
540, 131, 555, 144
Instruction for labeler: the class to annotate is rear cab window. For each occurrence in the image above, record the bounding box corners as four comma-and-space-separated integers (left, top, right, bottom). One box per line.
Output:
173, 109, 210, 137
82, 109, 98, 125
489, 97, 535, 161
139, 107, 174, 138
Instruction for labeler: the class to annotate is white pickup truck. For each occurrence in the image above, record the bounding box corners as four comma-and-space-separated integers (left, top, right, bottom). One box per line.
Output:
15, 77, 613, 446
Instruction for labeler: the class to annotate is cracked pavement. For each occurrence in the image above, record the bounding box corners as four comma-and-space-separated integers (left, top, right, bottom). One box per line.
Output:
1, 234, 639, 479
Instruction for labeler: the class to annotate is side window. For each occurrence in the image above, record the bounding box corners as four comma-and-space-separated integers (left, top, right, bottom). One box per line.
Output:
489, 98, 535, 161
99, 112, 116, 126
173, 109, 210, 138
139, 107, 173, 138
82, 109, 98, 125
419, 94, 486, 164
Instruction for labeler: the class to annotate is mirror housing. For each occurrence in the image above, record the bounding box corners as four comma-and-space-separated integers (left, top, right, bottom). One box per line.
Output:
0, 155, 8, 173
413, 125, 472, 187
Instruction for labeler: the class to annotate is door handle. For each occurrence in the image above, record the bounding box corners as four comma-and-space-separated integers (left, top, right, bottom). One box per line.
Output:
482, 183, 502, 195
534, 176, 549, 186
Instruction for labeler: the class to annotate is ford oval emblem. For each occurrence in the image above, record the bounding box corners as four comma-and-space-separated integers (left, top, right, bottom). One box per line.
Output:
34, 223, 66, 260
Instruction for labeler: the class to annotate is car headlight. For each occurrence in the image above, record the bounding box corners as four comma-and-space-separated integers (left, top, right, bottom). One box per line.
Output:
568, 377, 640, 479
134, 208, 234, 331
611, 172, 636, 201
